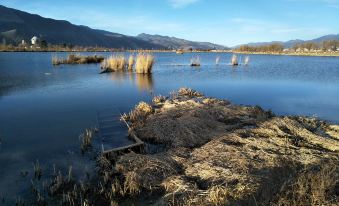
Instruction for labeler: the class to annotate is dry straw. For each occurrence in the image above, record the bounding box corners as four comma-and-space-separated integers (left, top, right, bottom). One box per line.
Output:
135, 53, 155, 74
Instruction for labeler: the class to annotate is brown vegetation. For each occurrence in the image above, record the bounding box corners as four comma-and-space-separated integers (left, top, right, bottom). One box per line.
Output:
113, 88, 339, 205
135, 53, 155, 74
52, 54, 104, 65
100, 55, 126, 72
30, 88, 338, 205
190, 56, 201, 67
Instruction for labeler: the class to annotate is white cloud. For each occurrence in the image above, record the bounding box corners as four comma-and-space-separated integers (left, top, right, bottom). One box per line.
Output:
169, 0, 200, 8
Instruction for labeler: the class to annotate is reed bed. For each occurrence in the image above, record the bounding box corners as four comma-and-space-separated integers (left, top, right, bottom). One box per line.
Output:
135, 53, 155, 74
52, 54, 104, 65
190, 56, 201, 67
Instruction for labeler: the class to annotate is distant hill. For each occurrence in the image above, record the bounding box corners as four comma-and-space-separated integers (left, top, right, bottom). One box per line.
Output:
0, 5, 163, 49
137, 33, 227, 50
0, 5, 226, 50
235, 34, 339, 48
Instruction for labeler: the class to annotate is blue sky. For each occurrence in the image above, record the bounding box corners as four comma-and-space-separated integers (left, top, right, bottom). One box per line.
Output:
1, 0, 339, 46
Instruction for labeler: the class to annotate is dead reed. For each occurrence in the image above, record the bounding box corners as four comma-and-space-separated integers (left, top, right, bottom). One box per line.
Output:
231, 54, 238, 66
33, 160, 42, 180
135, 53, 155, 74
128, 55, 134, 70
101, 55, 126, 72
244, 56, 250, 65
190, 56, 201, 66
52, 54, 104, 65
79, 128, 95, 153
216, 56, 220, 65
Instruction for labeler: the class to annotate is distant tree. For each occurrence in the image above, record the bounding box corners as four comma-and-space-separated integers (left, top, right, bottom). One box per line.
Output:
40, 40, 48, 48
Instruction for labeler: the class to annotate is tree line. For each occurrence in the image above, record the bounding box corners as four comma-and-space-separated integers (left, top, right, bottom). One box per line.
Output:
236, 40, 339, 52
292, 40, 339, 51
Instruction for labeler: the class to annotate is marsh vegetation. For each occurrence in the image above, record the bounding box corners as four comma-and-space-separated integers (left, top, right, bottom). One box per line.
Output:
21, 88, 337, 206
100, 53, 154, 74
52, 54, 104, 65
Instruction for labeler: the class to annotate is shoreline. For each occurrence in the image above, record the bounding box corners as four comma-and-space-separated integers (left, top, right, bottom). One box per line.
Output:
1, 49, 339, 57
234, 51, 339, 57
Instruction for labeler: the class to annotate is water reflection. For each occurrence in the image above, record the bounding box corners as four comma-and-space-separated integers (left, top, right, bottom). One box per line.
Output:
108, 72, 154, 92
135, 74, 153, 91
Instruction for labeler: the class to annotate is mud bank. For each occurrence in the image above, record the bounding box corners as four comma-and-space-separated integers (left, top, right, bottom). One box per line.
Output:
112, 88, 339, 206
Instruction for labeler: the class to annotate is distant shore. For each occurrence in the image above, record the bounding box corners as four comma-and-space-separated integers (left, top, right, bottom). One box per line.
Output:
1, 47, 339, 57
233, 51, 339, 57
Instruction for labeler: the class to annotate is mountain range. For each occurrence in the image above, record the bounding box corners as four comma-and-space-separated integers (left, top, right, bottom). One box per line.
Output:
236, 34, 339, 48
0, 5, 226, 50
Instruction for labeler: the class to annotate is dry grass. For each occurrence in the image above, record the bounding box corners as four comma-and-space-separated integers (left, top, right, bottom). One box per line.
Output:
33, 160, 42, 180
274, 162, 339, 206
135, 53, 155, 74
216, 56, 220, 65
122, 102, 153, 129
79, 128, 96, 153
115, 88, 339, 205
177, 87, 203, 97
208, 186, 230, 206
101, 55, 126, 72
52, 54, 104, 65
152, 95, 167, 104
244, 55, 250, 65
190, 56, 201, 66
231, 54, 238, 66
128, 55, 134, 70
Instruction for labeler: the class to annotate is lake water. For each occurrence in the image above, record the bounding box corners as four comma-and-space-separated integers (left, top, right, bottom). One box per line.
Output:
0, 52, 339, 203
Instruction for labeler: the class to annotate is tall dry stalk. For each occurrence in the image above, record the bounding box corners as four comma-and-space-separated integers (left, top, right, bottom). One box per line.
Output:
128, 55, 134, 70
135, 53, 154, 74
244, 56, 250, 65
216, 56, 220, 65
101, 55, 126, 72
190, 56, 201, 66
231, 54, 238, 66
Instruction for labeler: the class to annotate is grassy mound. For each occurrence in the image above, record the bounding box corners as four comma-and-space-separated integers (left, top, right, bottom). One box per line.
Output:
114, 88, 339, 205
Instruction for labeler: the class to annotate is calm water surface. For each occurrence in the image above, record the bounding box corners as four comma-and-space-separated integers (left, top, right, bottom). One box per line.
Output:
0, 52, 339, 203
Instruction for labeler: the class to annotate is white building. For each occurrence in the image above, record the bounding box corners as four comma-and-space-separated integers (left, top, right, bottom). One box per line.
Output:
31, 36, 39, 45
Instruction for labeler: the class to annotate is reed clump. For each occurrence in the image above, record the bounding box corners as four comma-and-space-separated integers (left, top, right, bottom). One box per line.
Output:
190, 56, 201, 66
33, 160, 42, 180
100, 55, 126, 72
135, 53, 154, 74
244, 55, 250, 65
231, 54, 239, 66
216, 56, 220, 65
52, 54, 104, 65
79, 128, 96, 153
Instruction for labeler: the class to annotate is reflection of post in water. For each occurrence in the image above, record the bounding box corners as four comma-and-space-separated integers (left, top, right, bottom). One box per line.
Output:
135, 74, 153, 91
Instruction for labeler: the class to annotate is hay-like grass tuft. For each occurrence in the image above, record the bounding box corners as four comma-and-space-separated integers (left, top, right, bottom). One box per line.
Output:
135, 53, 154, 74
